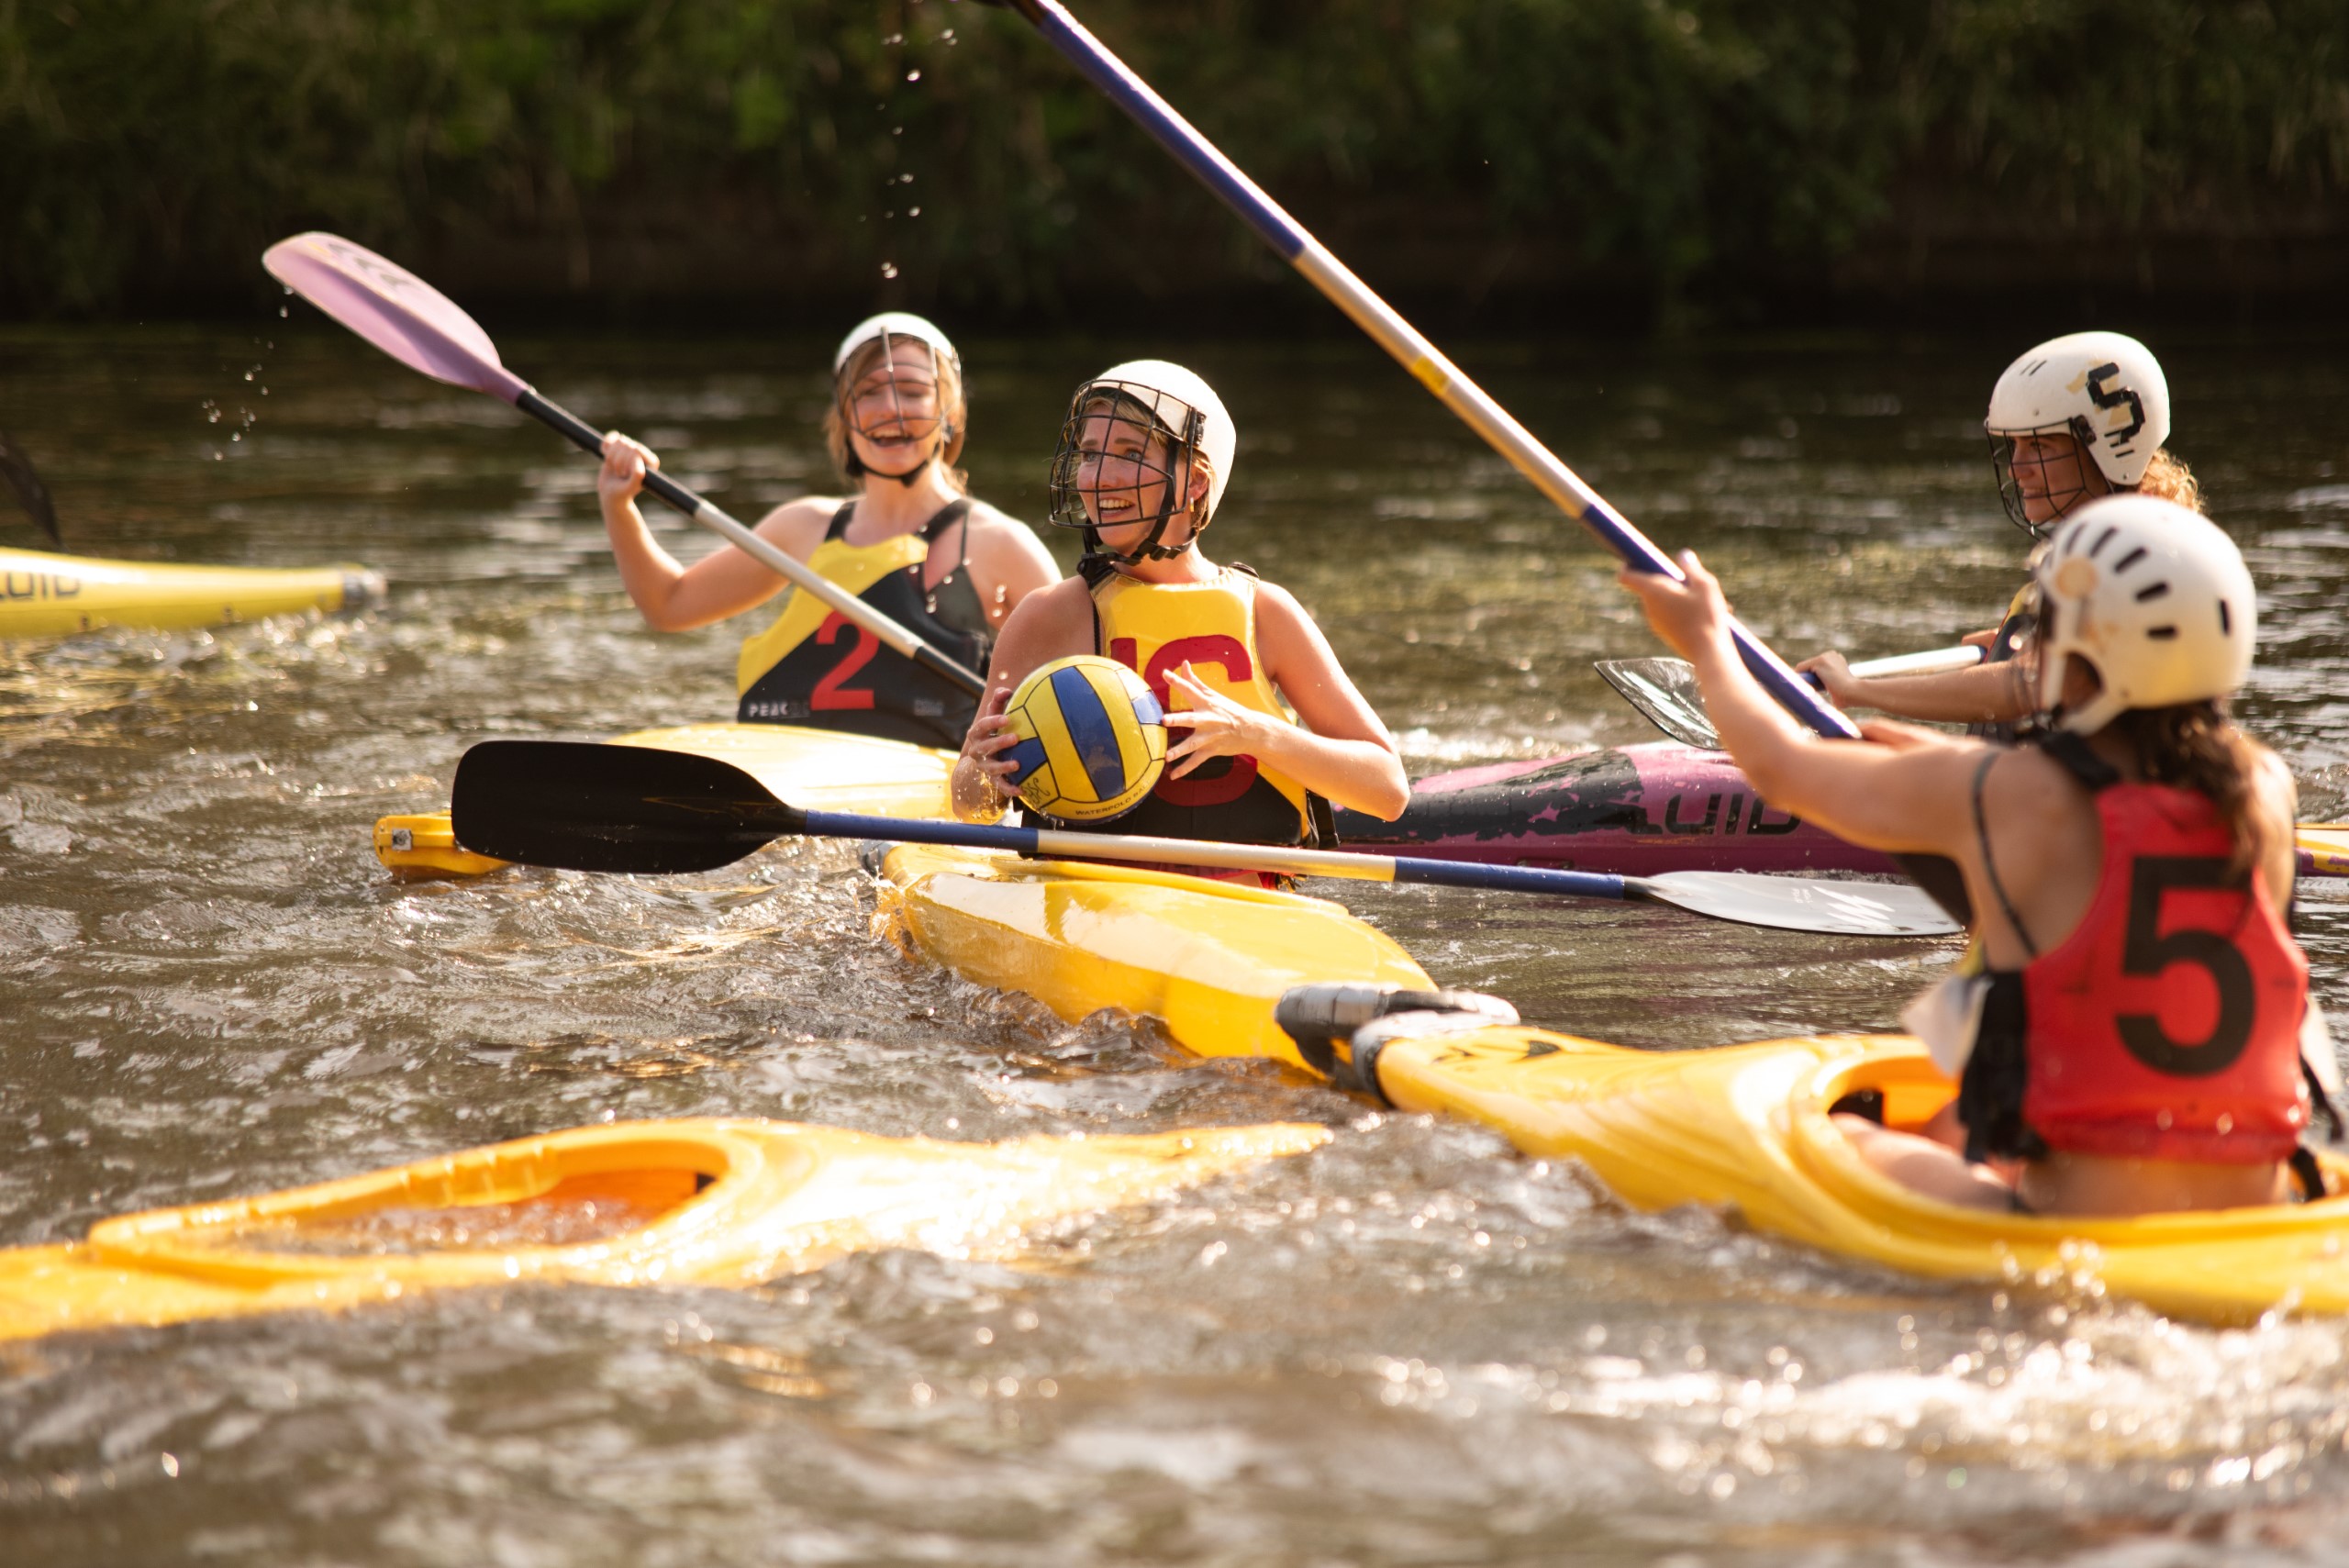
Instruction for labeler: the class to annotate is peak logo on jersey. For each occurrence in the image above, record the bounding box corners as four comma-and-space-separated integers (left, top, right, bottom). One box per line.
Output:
1003, 656, 1168, 823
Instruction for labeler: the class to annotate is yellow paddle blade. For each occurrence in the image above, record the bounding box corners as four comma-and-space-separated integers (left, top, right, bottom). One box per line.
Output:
0, 1118, 1328, 1342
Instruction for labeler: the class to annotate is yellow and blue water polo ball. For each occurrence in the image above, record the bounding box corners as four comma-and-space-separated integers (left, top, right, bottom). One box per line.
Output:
1002, 655, 1167, 823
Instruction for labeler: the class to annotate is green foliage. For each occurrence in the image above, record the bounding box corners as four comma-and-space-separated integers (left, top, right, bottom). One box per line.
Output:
1, 0, 2343, 317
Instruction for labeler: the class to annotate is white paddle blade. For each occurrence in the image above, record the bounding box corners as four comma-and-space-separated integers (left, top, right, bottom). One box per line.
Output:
1643, 872, 1963, 938
264, 233, 528, 404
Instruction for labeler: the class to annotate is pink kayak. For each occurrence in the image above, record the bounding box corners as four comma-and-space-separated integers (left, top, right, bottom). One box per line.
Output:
1336, 742, 2348, 881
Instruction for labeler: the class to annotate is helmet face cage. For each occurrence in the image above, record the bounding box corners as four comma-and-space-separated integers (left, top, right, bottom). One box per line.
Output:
837, 333, 952, 478
1987, 416, 2106, 539
1047, 381, 1208, 562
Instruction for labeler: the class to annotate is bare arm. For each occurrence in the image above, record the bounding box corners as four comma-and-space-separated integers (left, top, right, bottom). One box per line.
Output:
963, 506, 1063, 630
1620, 557, 1992, 860
1178, 583, 1408, 821
949, 577, 1097, 821
1798, 652, 2037, 726
596, 433, 835, 631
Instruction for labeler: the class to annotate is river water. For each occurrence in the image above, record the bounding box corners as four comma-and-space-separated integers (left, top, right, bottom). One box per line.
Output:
6, 324, 2349, 1564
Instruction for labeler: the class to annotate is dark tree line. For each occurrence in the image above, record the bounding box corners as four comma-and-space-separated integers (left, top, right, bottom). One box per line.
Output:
5, 0, 2345, 322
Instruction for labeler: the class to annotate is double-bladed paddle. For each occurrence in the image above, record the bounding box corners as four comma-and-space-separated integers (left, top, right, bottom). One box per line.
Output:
261, 233, 985, 698
968, 0, 1976, 927
1598, 645, 1987, 751
0, 430, 60, 546
450, 740, 1960, 939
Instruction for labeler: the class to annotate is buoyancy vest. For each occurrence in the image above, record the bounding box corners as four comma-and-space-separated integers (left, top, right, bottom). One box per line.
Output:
736, 500, 988, 749
1066, 564, 1320, 846
1956, 734, 2311, 1165
1966, 580, 2039, 743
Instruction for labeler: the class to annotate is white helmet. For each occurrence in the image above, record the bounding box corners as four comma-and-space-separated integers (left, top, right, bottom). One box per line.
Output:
832, 312, 958, 376
2033, 495, 2254, 735
1046, 360, 1236, 562
1986, 331, 2171, 536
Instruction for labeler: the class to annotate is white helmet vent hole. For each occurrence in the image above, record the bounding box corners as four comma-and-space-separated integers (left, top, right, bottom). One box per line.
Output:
2089, 525, 2120, 559
2113, 547, 2148, 573
2147, 626, 2180, 640
2220, 601, 2234, 634
2134, 581, 2171, 603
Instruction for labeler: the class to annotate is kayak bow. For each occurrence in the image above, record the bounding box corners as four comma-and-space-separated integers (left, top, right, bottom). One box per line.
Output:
0, 546, 384, 639
0, 1118, 1326, 1342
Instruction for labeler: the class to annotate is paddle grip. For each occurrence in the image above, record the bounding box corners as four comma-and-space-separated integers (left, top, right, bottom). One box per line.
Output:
516, 389, 707, 523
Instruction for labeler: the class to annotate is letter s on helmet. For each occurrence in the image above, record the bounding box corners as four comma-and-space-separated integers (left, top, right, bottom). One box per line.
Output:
1986, 331, 2171, 536
2033, 495, 2254, 735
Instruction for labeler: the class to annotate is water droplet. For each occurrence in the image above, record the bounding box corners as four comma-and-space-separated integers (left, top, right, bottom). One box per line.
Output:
908, 206, 921, 217
880, 262, 899, 279
278, 305, 289, 318
906, 69, 921, 83
883, 31, 904, 43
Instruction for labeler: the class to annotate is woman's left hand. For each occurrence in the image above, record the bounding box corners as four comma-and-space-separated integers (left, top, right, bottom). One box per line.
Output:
1617, 550, 1734, 663
1161, 662, 1274, 778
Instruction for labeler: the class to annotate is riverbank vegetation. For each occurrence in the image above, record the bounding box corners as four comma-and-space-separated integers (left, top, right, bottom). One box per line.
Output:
5, 0, 2344, 322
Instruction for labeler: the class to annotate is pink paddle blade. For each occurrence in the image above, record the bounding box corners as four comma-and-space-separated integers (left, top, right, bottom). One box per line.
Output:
263, 233, 529, 405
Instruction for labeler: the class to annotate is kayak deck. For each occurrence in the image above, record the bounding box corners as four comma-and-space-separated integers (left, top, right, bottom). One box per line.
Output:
378, 722, 957, 877
1370, 1027, 2349, 1325
873, 842, 1433, 1069
0, 545, 384, 639
0, 1118, 1326, 1341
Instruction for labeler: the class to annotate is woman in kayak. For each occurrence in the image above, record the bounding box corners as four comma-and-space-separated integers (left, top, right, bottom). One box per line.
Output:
1799, 331, 2199, 733
596, 314, 1059, 749
1624, 495, 2328, 1217
952, 360, 1408, 858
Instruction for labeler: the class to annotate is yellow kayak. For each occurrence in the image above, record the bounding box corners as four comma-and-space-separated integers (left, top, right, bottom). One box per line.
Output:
2301, 824, 2349, 877
0, 545, 384, 639
379, 723, 958, 876
870, 841, 2349, 1322
1356, 1024, 2349, 1326
0, 1117, 1326, 1342
871, 842, 1433, 1069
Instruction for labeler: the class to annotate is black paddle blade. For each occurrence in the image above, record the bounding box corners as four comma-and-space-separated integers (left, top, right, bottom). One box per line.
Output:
0, 430, 60, 546
451, 740, 806, 874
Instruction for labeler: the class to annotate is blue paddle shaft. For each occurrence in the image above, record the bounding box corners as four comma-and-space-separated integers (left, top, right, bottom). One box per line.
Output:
806, 808, 1631, 902
996, 0, 1854, 743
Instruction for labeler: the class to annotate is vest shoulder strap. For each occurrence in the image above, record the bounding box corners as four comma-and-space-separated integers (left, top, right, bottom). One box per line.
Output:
823, 501, 858, 541
1972, 751, 2039, 961
2037, 729, 2121, 792
919, 498, 974, 550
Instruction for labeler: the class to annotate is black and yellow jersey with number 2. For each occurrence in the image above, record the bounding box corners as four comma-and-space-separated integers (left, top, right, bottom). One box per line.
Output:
1067, 565, 1316, 845
736, 500, 988, 749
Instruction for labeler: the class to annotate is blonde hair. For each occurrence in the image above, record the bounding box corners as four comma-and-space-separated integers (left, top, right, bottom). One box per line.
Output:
822, 338, 970, 493
2133, 448, 2201, 513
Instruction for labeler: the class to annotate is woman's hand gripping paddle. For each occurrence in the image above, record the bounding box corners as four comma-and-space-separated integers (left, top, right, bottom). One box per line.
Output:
260, 233, 985, 698
451, 740, 1959, 938
965, 0, 1971, 923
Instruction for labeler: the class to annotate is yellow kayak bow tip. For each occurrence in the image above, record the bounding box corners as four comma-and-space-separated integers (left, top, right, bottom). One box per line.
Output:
0, 1118, 1329, 1342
